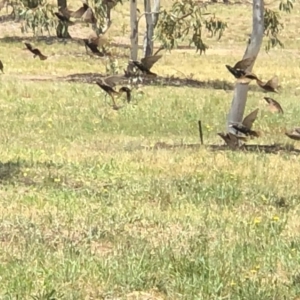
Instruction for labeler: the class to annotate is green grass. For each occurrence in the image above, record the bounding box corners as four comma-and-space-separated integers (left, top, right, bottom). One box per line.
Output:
0, 1, 300, 299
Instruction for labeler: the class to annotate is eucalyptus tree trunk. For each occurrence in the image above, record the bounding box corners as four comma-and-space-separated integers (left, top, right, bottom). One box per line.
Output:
226, 0, 264, 132
142, 0, 160, 58
130, 0, 138, 61
56, 0, 71, 38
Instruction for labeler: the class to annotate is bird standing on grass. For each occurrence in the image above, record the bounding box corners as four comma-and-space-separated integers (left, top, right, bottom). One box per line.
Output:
96, 77, 132, 110
24, 43, 47, 60
229, 108, 261, 138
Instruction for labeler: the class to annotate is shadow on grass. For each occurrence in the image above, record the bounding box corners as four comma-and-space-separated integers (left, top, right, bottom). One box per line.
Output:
21, 72, 264, 92
0, 160, 21, 183
140, 142, 300, 155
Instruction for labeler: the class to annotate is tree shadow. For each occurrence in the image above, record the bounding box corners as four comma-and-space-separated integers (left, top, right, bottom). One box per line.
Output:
35, 72, 260, 92
141, 141, 300, 155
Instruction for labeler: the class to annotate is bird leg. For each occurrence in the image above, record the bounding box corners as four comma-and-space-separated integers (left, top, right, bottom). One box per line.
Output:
109, 94, 118, 108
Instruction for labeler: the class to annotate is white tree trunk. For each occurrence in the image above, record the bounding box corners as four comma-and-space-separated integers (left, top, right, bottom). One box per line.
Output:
226, 0, 264, 132
143, 0, 160, 58
130, 0, 138, 61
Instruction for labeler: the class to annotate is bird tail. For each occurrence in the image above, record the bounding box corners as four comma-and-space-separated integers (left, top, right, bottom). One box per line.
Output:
252, 130, 262, 138
39, 54, 48, 61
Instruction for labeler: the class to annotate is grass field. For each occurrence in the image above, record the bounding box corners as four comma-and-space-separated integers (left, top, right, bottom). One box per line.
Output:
1, 1, 300, 299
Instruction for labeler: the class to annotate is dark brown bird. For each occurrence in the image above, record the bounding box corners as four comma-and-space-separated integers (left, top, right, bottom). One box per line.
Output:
131, 53, 163, 77
285, 128, 300, 141
229, 108, 261, 138
263, 97, 283, 114
256, 75, 279, 93
24, 43, 47, 60
96, 78, 131, 110
225, 56, 258, 83
83, 39, 104, 57
0, 59, 3, 73
218, 132, 246, 149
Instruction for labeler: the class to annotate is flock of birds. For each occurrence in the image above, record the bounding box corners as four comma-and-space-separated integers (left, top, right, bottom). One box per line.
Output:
217, 56, 300, 149
0, 1, 299, 149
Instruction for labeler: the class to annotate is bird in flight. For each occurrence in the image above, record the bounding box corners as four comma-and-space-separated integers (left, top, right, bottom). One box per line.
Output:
225, 56, 259, 84
96, 76, 132, 110
285, 128, 300, 141
24, 43, 47, 60
130, 48, 164, 79
229, 108, 261, 138
71, 2, 97, 24
54, 10, 75, 26
263, 97, 283, 114
256, 75, 279, 93
83, 38, 104, 57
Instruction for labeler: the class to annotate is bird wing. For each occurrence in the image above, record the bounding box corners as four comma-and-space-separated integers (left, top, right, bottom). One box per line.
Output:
103, 75, 126, 87
265, 75, 278, 89
55, 12, 69, 22
84, 40, 100, 53
71, 4, 88, 18
263, 97, 272, 104
242, 108, 259, 129
59, 7, 73, 19
132, 60, 148, 72
141, 55, 162, 70
234, 56, 255, 70
96, 81, 115, 93
266, 97, 283, 113
82, 7, 97, 24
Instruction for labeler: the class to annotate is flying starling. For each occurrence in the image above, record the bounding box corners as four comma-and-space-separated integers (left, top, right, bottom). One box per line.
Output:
263, 97, 283, 114
54, 11, 75, 26
285, 128, 300, 141
229, 108, 261, 138
256, 75, 279, 93
218, 132, 246, 150
24, 42, 47, 60
83, 38, 104, 57
71, 2, 97, 24
225, 56, 258, 83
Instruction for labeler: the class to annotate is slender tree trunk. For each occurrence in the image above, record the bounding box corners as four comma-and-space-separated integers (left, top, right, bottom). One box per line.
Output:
226, 0, 264, 132
143, 0, 153, 57
56, 0, 71, 38
152, 0, 160, 28
130, 0, 138, 61
143, 0, 160, 58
